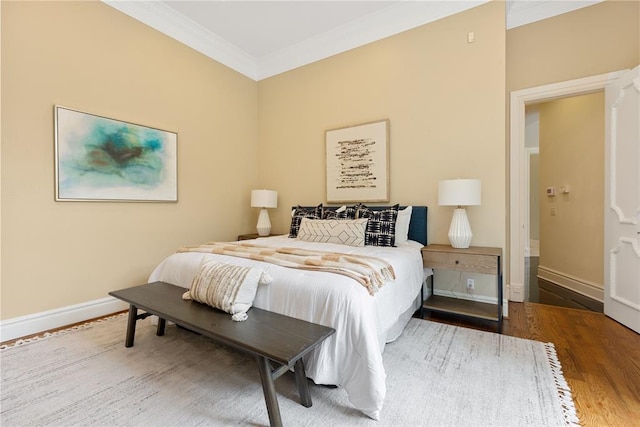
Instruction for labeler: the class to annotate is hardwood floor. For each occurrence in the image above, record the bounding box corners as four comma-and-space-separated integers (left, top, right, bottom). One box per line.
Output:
423, 303, 640, 426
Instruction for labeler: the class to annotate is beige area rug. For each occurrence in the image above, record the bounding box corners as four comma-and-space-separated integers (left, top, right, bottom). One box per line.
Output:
0, 313, 579, 426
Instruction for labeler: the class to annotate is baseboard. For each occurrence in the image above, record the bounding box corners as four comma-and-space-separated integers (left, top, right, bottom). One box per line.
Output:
432, 284, 509, 317
430, 290, 509, 319
537, 265, 604, 302
433, 289, 498, 305
0, 297, 128, 342
537, 279, 604, 312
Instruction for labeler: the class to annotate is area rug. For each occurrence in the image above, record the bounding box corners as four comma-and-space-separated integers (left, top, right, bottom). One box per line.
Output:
0, 314, 579, 426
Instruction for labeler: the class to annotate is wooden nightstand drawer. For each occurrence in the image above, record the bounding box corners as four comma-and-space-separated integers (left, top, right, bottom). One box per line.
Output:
422, 251, 497, 275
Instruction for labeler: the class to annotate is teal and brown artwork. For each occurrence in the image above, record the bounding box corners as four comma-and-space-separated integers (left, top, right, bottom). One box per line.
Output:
55, 106, 177, 201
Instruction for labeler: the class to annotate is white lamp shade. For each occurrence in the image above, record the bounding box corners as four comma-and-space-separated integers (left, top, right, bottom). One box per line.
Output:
251, 189, 277, 208
438, 179, 481, 207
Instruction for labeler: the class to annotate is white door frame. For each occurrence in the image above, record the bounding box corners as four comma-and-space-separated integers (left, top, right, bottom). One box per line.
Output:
524, 147, 539, 258
509, 70, 627, 300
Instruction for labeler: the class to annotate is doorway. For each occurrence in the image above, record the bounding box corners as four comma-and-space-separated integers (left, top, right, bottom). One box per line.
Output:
509, 71, 626, 307
523, 98, 603, 311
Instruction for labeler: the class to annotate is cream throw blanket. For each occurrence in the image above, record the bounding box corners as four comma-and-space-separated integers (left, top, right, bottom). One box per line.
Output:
177, 242, 396, 296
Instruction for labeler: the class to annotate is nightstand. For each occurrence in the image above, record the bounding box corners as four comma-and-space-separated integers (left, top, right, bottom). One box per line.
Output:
237, 233, 272, 241
421, 244, 503, 332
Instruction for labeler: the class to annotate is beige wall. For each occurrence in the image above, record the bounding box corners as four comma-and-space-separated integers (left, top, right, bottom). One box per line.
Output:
507, 0, 639, 92
258, 1, 506, 254
538, 92, 604, 288
1, 1, 258, 319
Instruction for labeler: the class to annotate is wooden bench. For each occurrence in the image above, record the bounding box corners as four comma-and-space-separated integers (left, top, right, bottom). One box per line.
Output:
109, 281, 335, 427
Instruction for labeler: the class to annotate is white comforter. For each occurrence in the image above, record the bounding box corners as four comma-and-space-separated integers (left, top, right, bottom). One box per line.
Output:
148, 235, 426, 420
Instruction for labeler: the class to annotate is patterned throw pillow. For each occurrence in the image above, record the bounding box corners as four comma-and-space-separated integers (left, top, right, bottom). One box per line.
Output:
297, 218, 368, 246
357, 204, 400, 247
182, 260, 272, 321
322, 207, 341, 220
289, 204, 323, 237
323, 204, 361, 220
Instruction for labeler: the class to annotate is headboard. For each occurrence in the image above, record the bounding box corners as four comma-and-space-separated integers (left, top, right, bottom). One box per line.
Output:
406, 206, 428, 246
297, 205, 428, 246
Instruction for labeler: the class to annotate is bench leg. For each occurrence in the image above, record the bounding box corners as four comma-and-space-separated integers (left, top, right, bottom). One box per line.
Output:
294, 358, 312, 408
256, 356, 283, 427
156, 318, 166, 336
125, 304, 137, 348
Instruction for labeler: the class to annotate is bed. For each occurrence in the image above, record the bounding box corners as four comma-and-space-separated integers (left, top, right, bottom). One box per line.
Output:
148, 205, 429, 420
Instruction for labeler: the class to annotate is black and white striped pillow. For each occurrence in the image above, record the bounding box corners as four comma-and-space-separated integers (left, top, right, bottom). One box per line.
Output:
289, 204, 323, 237
357, 204, 399, 247
322, 204, 361, 220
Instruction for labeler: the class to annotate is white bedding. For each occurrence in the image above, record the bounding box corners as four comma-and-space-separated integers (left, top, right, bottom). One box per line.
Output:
148, 235, 427, 420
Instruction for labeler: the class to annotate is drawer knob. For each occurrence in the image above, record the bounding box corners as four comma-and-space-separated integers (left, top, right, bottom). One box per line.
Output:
455, 260, 459, 264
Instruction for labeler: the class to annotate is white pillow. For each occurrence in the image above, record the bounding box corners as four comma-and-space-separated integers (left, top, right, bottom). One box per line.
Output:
182, 260, 272, 321
297, 218, 368, 247
395, 206, 413, 245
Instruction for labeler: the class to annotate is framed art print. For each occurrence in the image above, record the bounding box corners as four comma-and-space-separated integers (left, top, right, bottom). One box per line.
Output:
54, 106, 178, 202
325, 119, 389, 203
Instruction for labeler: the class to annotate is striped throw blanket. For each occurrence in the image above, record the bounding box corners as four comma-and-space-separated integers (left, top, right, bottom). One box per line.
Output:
177, 242, 396, 296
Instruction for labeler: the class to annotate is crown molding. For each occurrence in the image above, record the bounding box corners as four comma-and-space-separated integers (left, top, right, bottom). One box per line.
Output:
506, 0, 603, 30
102, 0, 258, 80
103, 0, 488, 81
104, 1, 603, 81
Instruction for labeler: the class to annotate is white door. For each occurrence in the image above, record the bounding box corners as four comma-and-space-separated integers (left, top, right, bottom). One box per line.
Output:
604, 65, 640, 333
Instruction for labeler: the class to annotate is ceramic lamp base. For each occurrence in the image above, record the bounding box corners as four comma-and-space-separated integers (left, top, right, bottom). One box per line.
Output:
448, 208, 473, 249
256, 208, 271, 236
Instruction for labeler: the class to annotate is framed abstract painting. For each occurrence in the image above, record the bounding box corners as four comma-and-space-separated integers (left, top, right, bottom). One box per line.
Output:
54, 106, 178, 202
325, 119, 389, 203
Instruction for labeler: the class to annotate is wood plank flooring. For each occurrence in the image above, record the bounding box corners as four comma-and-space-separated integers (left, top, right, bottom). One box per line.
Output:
423, 302, 640, 426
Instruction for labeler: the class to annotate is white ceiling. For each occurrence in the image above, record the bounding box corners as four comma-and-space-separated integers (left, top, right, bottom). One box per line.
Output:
103, 1, 602, 81
165, 1, 402, 58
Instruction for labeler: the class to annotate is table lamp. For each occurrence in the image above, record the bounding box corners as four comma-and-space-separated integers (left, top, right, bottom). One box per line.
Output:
438, 179, 481, 248
251, 189, 277, 236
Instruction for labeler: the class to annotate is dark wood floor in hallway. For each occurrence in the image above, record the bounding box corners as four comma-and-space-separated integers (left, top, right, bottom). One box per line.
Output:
526, 256, 603, 312
424, 302, 640, 426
